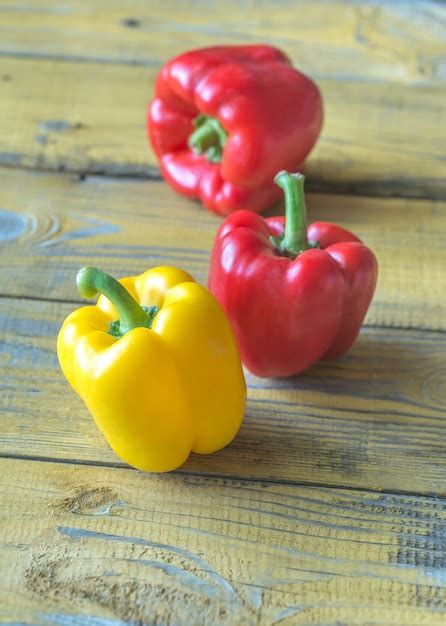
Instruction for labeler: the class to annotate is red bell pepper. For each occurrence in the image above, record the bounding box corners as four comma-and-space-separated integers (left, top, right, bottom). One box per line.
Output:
148, 45, 323, 216
209, 171, 378, 377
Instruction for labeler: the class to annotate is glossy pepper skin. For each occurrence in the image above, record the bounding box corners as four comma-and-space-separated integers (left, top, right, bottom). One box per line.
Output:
148, 45, 323, 216
57, 266, 246, 472
209, 172, 378, 377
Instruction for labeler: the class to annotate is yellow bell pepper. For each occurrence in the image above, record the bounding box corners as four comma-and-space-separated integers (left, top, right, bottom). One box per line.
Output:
57, 266, 246, 472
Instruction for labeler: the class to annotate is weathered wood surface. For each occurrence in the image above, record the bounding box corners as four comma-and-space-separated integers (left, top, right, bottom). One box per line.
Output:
1, 168, 445, 331
2, 457, 446, 625
0, 0, 444, 85
1, 1, 446, 622
1, 295, 446, 496
0, 56, 445, 199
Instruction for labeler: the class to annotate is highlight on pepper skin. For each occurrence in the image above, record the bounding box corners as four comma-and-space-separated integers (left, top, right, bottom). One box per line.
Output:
209, 171, 378, 378
57, 265, 246, 472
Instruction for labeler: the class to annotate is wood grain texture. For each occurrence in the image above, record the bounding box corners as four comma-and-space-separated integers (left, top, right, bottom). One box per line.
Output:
1, 56, 445, 199
1, 168, 445, 332
0, 0, 444, 84
1, 457, 446, 625
1, 295, 446, 495
1, 2, 445, 621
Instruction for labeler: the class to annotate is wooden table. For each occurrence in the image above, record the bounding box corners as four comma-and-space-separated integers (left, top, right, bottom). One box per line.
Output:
1, 2, 445, 624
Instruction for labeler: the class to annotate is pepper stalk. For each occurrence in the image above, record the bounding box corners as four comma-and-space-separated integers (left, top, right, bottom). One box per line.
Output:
271, 171, 316, 257
188, 114, 228, 163
76, 267, 159, 337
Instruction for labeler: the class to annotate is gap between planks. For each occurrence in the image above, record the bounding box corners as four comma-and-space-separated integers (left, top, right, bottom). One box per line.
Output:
1, 159, 445, 202
0, 451, 445, 502
1, 291, 445, 337
0, 49, 163, 67
1, 55, 445, 201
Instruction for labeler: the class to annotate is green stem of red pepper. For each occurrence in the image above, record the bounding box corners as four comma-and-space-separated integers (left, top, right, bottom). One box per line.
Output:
76, 267, 158, 337
272, 171, 311, 257
188, 114, 228, 163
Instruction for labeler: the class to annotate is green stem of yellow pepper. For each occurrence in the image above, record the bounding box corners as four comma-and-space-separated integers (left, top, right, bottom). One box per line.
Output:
77, 266, 154, 335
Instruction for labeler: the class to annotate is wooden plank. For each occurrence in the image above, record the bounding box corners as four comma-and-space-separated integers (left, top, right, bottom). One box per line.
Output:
0, 1, 444, 85
1, 295, 446, 495
0, 56, 445, 199
1, 168, 445, 331
1, 457, 446, 625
